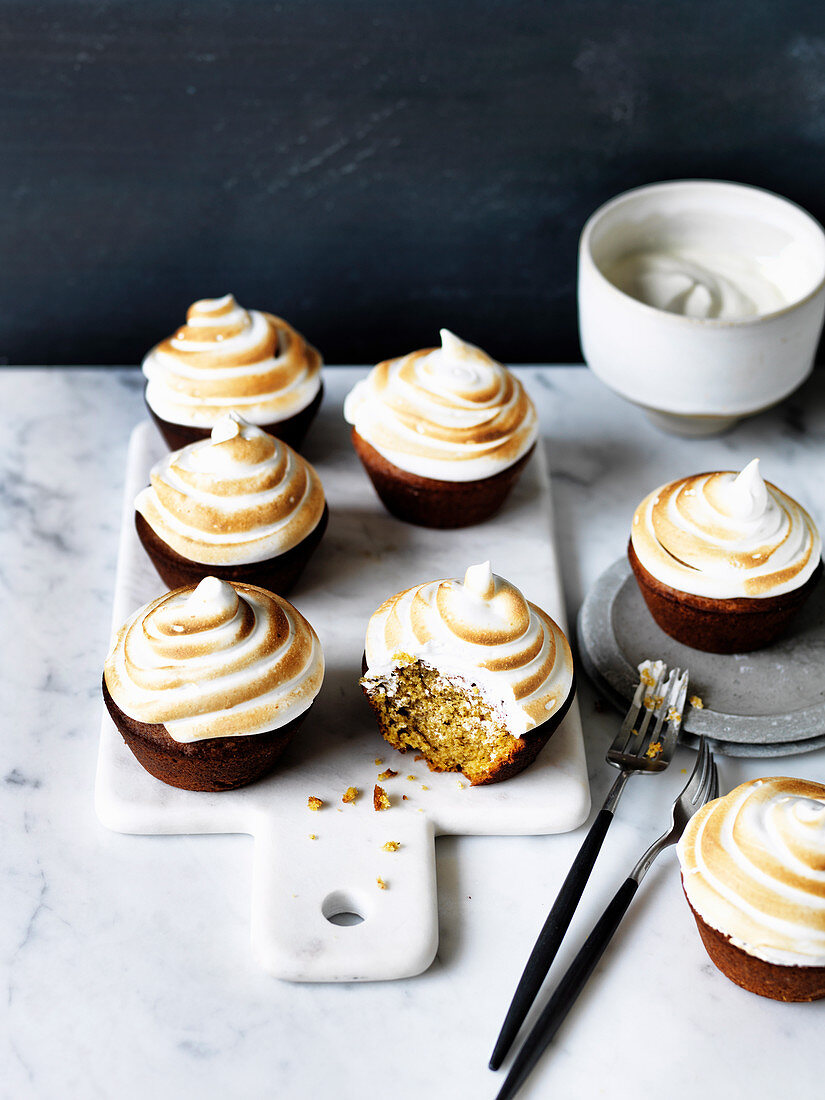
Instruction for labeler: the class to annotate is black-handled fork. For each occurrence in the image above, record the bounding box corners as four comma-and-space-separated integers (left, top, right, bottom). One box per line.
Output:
494, 737, 719, 1100
489, 661, 689, 1070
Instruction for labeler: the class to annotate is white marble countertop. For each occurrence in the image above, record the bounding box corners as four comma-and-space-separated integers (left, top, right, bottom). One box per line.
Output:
3, 365, 824, 1099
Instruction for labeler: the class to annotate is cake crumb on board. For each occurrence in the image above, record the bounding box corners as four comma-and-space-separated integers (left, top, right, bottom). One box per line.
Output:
373, 784, 391, 811
307, 796, 324, 811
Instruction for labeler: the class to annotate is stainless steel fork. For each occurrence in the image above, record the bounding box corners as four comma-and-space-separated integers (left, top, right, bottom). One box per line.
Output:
495, 738, 719, 1100
489, 661, 689, 1070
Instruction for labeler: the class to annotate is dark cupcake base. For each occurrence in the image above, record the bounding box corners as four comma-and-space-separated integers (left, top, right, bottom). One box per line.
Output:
351, 429, 534, 529
684, 888, 825, 1002
102, 677, 310, 792
146, 382, 324, 452
628, 540, 823, 654
360, 651, 575, 785
135, 504, 329, 594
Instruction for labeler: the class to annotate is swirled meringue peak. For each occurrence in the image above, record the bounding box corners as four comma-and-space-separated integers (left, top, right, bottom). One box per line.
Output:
631, 459, 821, 598
142, 294, 322, 427
343, 330, 538, 481
363, 562, 573, 733
678, 777, 825, 967
104, 577, 324, 742
135, 413, 326, 565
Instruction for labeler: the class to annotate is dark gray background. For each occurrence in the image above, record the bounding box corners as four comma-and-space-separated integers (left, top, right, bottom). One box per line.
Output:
3, 0, 825, 365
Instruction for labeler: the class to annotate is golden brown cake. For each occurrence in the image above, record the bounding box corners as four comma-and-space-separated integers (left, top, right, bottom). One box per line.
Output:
360, 562, 575, 785
629, 459, 822, 652
142, 294, 323, 450
103, 577, 324, 791
134, 413, 327, 593
677, 777, 825, 1001
343, 330, 537, 528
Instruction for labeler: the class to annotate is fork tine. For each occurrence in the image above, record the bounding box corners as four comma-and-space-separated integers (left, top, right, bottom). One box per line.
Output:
619, 663, 668, 754
656, 668, 689, 761
687, 738, 712, 806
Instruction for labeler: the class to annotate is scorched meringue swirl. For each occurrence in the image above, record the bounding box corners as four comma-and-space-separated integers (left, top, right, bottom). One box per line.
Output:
678, 777, 825, 967
343, 330, 537, 481
631, 459, 821, 598
104, 577, 324, 741
143, 294, 322, 427
363, 562, 573, 733
135, 413, 326, 565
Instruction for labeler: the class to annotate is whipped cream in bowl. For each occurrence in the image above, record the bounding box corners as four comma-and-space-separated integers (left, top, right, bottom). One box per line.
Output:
579, 180, 825, 435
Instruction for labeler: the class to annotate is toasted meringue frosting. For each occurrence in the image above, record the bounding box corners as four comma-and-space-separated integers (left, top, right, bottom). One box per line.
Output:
104, 577, 324, 742
678, 777, 825, 967
631, 460, 821, 598
343, 329, 538, 482
143, 294, 322, 427
135, 414, 326, 565
362, 562, 573, 734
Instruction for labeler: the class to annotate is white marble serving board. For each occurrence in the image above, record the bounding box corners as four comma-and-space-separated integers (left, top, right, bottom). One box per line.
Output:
95, 412, 590, 983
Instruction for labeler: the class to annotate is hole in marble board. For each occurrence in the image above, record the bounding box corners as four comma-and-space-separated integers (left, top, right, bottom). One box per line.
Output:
322, 890, 365, 927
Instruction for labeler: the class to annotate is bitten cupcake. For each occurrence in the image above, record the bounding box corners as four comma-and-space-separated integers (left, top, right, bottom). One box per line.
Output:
629, 459, 822, 653
142, 294, 323, 450
677, 777, 825, 1002
103, 577, 324, 791
343, 330, 537, 528
135, 413, 328, 593
360, 562, 575, 785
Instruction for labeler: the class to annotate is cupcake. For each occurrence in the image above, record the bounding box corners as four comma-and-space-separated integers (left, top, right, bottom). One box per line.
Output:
360, 562, 575, 785
135, 413, 328, 593
629, 459, 822, 653
142, 294, 323, 450
102, 577, 324, 791
343, 330, 537, 528
677, 777, 825, 1002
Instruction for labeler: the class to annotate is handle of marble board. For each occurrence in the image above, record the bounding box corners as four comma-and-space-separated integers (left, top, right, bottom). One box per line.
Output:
249, 811, 439, 982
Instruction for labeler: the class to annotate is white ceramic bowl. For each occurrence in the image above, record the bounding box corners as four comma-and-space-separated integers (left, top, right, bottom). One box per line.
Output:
578, 180, 825, 435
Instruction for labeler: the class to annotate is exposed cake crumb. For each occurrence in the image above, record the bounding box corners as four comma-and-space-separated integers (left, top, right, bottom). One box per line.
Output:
382, 841, 400, 852
373, 784, 391, 811
402, 794, 409, 801
421, 785, 430, 791
645, 741, 662, 759
457, 782, 466, 790
407, 775, 416, 781
374, 758, 383, 766
307, 796, 324, 811
666, 707, 681, 724
309, 834, 317, 840
640, 667, 656, 687
690, 695, 705, 709
377, 768, 398, 781
644, 694, 664, 711
362, 659, 519, 785
342, 786, 359, 804
376, 876, 388, 890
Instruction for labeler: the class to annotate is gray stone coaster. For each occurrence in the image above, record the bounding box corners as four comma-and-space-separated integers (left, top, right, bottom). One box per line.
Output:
576, 558, 825, 758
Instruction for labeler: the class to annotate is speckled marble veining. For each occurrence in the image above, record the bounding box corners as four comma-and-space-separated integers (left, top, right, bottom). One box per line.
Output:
2, 366, 824, 1099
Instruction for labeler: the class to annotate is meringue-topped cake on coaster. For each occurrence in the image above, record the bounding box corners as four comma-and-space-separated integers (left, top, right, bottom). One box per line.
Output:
360, 562, 575, 785
629, 459, 822, 652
